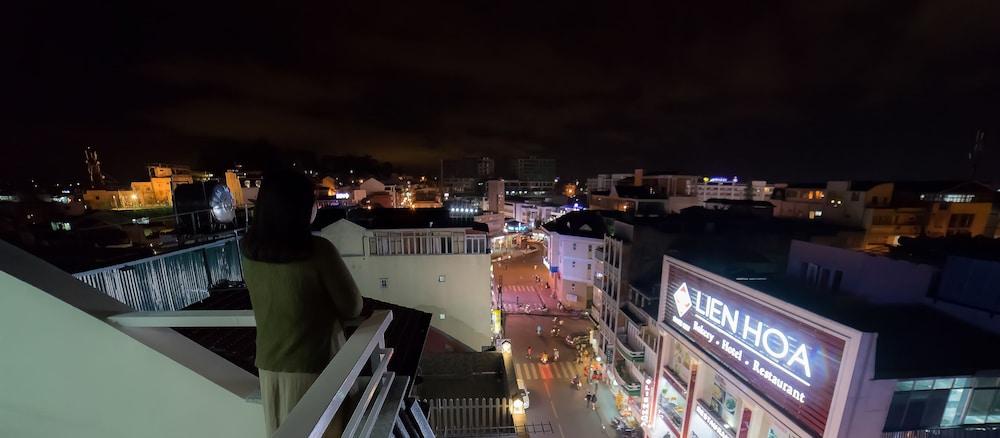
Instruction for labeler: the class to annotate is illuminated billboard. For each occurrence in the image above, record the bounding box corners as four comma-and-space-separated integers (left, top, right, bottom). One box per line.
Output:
664, 264, 846, 437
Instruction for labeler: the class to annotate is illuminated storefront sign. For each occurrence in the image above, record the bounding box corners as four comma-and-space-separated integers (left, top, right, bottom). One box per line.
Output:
665, 265, 846, 437
641, 378, 652, 425
695, 402, 735, 438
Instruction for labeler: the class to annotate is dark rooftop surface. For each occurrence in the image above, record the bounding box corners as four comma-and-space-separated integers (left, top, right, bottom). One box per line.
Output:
412, 352, 509, 399
613, 184, 668, 199
736, 277, 1000, 379
177, 288, 431, 378
889, 235, 1000, 265
844, 181, 887, 191
541, 210, 610, 239
704, 198, 776, 207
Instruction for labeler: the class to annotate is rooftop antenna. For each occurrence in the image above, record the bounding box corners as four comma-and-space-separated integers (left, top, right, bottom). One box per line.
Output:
84, 147, 105, 188
970, 129, 985, 180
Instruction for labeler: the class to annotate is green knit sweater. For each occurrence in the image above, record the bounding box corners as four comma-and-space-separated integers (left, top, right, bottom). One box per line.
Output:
242, 236, 363, 373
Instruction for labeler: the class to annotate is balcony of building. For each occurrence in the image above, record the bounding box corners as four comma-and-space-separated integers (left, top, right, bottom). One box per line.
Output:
611, 354, 642, 396
2, 237, 438, 438
594, 246, 605, 262
627, 281, 660, 321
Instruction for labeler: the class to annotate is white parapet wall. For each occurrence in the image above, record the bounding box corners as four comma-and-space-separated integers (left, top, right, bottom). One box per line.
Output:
0, 241, 265, 438
340, 252, 493, 350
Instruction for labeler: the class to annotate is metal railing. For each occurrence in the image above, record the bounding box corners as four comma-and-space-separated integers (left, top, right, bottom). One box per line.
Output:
74, 237, 243, 311
611, 358, 641, 395
615, 334, 645, 363
107, 309, 398, 438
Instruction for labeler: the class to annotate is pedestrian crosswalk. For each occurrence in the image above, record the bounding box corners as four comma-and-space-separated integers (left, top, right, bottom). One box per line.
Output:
502, 284, 541, 294
515, 360, 584, 381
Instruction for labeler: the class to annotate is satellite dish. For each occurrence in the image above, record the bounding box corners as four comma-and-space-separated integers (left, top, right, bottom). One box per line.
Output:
174, 182, 237, 231
209, 184, 236, 223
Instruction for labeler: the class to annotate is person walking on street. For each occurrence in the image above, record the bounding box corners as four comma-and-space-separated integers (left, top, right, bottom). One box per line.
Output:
527, 346, 533, 359
536, 325, 542, 336
553, 348, 560, 362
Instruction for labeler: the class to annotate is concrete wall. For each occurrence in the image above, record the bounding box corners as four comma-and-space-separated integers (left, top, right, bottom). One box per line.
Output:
340, 252, 493, 350
787, 240, 937, 304
0, 251, 263, 438
318, 221, 492, 349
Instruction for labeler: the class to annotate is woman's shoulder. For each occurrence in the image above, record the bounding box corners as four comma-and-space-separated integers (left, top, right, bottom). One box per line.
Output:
309, 235, 340, 256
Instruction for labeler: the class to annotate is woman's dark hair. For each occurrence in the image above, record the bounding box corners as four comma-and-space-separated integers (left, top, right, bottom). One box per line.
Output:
241, 169, 316, 262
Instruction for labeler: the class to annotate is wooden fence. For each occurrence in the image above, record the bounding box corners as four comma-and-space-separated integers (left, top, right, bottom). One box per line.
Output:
423, 398, 516, 437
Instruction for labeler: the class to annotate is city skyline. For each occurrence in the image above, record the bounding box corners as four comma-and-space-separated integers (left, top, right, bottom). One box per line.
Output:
7, 2, 1000, 183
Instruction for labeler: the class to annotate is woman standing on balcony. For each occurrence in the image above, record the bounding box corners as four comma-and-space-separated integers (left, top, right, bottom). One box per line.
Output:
241, 169, 363, 437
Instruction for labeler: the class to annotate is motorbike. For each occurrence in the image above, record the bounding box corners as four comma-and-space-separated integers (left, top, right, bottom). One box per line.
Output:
571, 377, 582, 390
540, 353, 549, 364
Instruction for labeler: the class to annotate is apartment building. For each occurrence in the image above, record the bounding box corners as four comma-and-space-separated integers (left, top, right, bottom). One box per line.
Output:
541, 211, 608, 310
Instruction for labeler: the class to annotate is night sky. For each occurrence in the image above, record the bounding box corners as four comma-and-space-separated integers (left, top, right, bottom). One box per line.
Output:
6, 2, 1000, 183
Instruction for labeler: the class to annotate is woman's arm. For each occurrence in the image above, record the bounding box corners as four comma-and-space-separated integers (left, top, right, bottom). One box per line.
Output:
317, 238, 363, 319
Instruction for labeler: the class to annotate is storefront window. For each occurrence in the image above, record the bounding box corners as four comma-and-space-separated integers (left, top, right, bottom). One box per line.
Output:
658, 371, 687, 430
669, 342, 692, 385
708, 380, 739, 428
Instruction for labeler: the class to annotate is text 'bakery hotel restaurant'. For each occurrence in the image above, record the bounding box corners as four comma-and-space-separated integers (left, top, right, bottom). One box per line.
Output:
645, 256, 1000, 438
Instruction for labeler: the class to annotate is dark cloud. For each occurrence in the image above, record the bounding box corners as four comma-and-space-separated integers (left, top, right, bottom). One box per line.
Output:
5, 1, 1000, 182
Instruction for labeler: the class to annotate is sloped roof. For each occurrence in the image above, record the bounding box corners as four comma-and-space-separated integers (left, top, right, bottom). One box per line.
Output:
541, 210, 609, 239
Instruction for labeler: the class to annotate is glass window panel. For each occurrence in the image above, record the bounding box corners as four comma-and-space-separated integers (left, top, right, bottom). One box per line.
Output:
922, 390, 951, 428
941, 388, 971, 427
965, 389, 996, 424
934, 378, 955, 390
901, 391, 930, 430
885, 392, 910, 431
896, 381, 915, 392
988, 391, 1000, 424
914, 379, 935, 390
976, 377, 1000, 387
953, 378, 971, 388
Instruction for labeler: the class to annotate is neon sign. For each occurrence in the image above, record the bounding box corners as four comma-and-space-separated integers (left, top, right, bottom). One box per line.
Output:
641, 378, 652, 425
665, 265, 845, 437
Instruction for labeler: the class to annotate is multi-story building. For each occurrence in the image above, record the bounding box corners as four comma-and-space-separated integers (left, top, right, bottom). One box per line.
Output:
590, 169, 702, 216
587, 173, 634, 193
638, 254, 1000, 438
696, 178, 774, 202
514, 156, 556, 182
486, 179, 506, 213
316, 208, 493, 350
771, 183, 828, 220
502, 179, 556, 199
504, 201, 560, 228
541, 211, 607, 310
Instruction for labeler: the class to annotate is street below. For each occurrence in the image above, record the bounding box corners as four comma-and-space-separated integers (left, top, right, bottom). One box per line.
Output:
496, 240, 620, 437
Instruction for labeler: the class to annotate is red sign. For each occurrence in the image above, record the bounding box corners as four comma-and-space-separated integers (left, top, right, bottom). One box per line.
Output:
738, 407, 753, 438
664, 264, 846, 437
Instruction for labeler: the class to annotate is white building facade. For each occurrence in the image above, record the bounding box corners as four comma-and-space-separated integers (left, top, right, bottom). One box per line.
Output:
318, 219, 494, 350
543, 229, 603, 309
